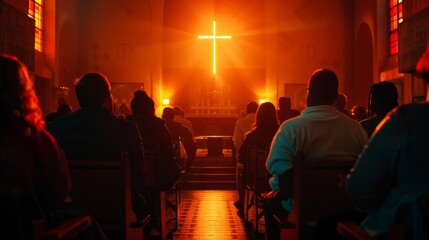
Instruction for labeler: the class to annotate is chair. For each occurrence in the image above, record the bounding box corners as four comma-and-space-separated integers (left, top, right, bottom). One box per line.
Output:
68, 152, 149, 240
1, 192, 92, 240
243, 145, 269, 233
337, 194, 429, 240
144, 148, 179, 240
274, 152, 354, 239
33, 215, 92, 240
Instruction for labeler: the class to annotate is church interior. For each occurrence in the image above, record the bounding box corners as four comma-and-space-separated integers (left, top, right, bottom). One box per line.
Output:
1, 0, 429, 239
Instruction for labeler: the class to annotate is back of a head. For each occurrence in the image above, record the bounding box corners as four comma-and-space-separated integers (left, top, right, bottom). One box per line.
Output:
173, 106, 183, 116
162, 107, 175, 120
255, 102, 278, 130
334, 93, 348, 110
307, 68, 339, 106
75, 73, 111, 108
0, 54, 43, 129
278, 97, 292, 110
246, 101, 259, 114
131, 90, 155, 115
416, 44, 429, 84
57, 104, 72, 116
369, 81, 398, 115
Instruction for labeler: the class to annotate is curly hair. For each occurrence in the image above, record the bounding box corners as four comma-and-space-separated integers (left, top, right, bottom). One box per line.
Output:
0, 54, 44, 130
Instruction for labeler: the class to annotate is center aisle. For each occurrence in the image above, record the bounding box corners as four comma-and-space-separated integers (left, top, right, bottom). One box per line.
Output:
173, 190, 256, 239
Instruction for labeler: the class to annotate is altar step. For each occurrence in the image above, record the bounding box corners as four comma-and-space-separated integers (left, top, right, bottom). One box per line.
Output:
181, 153, 236, 190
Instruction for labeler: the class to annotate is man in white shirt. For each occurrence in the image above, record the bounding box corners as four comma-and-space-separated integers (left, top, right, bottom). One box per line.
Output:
173, 106, 194, 137
233, 101, 258, 159
264, 69, 368, 239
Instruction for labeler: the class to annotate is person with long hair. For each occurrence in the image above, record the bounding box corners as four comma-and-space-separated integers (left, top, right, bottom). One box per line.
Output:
0, 54, 71, 238
235, 102, 279, 217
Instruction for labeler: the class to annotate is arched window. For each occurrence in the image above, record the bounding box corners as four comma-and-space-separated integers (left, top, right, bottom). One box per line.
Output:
389, 0, 403, 55
28, 0, 43, 52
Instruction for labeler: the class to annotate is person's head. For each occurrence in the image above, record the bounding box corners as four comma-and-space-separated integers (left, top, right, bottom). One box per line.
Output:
278, 97, 292, 110
0, 54, 44, 130
56, 103, 72, 117
307, 69, 339, 107
334, 93, 348, 110
368, 81, 398, 116
162, 107, 175, 120
173, 106, 184, 117
75, 73, 112, 111
351, 105, 367, 122
416, 44, 429, 84
130, 90, 155, 116
253, 102, 278, 131
246, 101, 259, 114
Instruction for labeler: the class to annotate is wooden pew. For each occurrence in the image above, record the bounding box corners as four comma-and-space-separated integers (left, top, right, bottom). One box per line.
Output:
144, 148, 179, 240
274, 152, 354, 239
243, 145, 269, 233
68, 152, 149, 240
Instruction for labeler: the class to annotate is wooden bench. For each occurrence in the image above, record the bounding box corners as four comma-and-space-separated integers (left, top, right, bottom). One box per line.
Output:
144, 148, 179, 240
274, 152, 354, 239
68, 152, 149, 240
243, 145, 269, 233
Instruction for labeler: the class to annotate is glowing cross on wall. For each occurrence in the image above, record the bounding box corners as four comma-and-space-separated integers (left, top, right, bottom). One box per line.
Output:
197, 21, 232, 75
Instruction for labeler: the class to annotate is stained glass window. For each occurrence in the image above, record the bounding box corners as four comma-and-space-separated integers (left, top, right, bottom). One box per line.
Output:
28, 0, 43, 52
389, 0, 403, 55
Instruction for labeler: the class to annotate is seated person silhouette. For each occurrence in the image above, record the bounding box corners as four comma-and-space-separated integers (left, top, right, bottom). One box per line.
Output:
277, 97, 300, 124
45, 103, 72, 124
235, 102, 279, 218
47, 73, 146, 223
334, 93, 355, 119
126, 90, 179, 237
264, 69, 368, 240
173, 106, 194, 137
162, 107, 196, 172
346, 44, 429, 239
360, 81, 398, 137
0, 54, 70, 238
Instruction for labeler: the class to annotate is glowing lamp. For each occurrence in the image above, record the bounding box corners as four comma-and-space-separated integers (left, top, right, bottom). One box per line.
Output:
162, 98, 170, 105
259, 99, 266, 104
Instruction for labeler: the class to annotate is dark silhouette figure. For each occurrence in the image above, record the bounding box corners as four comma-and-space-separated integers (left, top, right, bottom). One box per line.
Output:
334, 93, 355, 119
162, 107, 197, 171
0, 54, 71, 239
276, 97, 300, 124
351, 105, 368, 122
360, 81, 398, 137
126, 90, 179, 238
47, 73, 146, 220
235, 102, 279, 217
45, 103, 72, 124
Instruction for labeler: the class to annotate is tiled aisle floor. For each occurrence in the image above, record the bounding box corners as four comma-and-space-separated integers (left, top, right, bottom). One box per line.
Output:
171, 190, 264, 240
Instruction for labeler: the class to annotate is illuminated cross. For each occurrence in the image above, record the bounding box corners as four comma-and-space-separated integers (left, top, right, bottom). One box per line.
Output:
197, 21, 232, 75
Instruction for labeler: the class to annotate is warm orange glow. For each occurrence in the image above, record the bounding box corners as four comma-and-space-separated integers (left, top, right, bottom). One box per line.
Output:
197, 21, 232, 75
259, 99, 266, 104
162, 98, 170, 105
